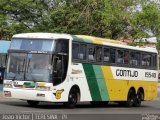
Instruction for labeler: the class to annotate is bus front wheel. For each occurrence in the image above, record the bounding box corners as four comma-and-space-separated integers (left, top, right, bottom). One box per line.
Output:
64, 88, 79, 108
27, 100, 39, 107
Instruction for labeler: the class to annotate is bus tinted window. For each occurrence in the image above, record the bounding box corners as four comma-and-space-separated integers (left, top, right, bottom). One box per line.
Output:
10, 39, 22, 49
96, 46, 102, 62
72, 43, 79, 59
130, 52, 140, 66
152, 54, 157, 68
104, 48, 110, 62
56, 40, 69, 53
110, 48, 116, 63
10, 39, 54, 51
88, 45, 96, 61
79, 44, 86, 60
142, 53, 151, 67
21, 40, 42, 50
117, 50, 124, 64
72, 42, 157, 70
124, 51, 129, 64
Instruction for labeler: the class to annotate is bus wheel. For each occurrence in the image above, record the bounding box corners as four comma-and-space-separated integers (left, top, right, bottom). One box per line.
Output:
125, 90, 136, 107
64, 88, 79, 108
133, 91, 143, 107
27, 100, 39, 107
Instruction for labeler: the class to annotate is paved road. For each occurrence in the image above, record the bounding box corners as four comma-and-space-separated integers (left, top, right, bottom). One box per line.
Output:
0, 92, 160, 120
0, 87, 159, 120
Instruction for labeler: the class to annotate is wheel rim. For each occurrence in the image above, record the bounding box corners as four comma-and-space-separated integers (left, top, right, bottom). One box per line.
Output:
137, 92, 142, 104
128, 92, 135, 106
129, 97, 134, 106
69, 92, 77, 105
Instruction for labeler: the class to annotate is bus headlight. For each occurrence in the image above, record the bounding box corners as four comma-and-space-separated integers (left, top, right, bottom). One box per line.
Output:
4, 91, 12, 97
4, 83, 13, 88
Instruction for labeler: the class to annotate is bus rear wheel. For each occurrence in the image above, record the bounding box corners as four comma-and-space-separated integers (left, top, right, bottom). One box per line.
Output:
27, 100, 39, 107
64, 88, 79, 108
133, 91, 143, 107
125, 89, 136, 107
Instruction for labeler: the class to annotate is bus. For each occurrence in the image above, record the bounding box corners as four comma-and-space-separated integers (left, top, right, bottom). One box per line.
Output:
3, 33, 158, 107
0, 40, 10, 84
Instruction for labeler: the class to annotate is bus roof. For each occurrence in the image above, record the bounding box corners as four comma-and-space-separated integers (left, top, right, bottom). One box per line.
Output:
74, 35, 158, 53
12, 33, 72, 40
12, 33, 158, 53
0, 40, 11, 54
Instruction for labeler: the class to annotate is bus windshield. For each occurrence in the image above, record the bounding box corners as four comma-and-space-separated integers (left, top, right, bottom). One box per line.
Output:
6, 53, 52, 82
10, 39, 54, 51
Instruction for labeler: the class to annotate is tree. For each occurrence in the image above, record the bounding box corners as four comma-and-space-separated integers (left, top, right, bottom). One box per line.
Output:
133, 2, 160, 39
1, 0, 160, 41
34, 0, 105, 37
0, 0, 49, 39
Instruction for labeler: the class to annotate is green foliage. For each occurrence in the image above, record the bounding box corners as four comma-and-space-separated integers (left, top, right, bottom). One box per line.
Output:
1, 0, 160, 41
132, 2, 160, 38
0, 0, 48, 39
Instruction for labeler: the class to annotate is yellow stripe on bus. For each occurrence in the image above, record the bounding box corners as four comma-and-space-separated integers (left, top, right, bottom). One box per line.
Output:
101, 66, 158, 101
76, 35, 124, 45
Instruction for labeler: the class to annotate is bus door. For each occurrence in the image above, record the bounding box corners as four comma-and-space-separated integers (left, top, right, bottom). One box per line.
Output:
52, 54, 68, 86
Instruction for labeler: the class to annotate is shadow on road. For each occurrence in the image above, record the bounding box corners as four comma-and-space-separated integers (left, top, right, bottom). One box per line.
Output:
0, 101, 152, 109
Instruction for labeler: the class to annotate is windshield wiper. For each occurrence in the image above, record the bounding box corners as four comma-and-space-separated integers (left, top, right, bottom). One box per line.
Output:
26, 59, 30, 73
24, 59, 30, 81
12, 76, 16, 81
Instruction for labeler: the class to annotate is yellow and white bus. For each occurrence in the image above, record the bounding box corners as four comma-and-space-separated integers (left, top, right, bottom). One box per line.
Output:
3, 33, 158, 107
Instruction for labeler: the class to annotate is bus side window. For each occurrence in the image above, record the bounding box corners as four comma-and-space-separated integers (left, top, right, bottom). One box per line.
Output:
72, 43, 79, 59
56, 40, 69, 53
96, 46, 102, 62
79, 44, 86, 60
110, 48, 116, 63
124, 51, 129, 64
130, 52, 140, 66
104, 48, 110, 62
117, 50, 124, 64
152, 54, 157, 68
88, 46, 96, 61
142, 53, 151, 67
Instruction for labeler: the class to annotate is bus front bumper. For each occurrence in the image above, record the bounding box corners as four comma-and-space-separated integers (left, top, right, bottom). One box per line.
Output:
3, 88, 65, 102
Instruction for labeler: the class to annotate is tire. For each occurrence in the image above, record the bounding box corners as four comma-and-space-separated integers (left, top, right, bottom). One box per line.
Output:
125, 90, 136, 107
133, 91, 143, 107
27, 100, 39, 107
64, 88, 79, 108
